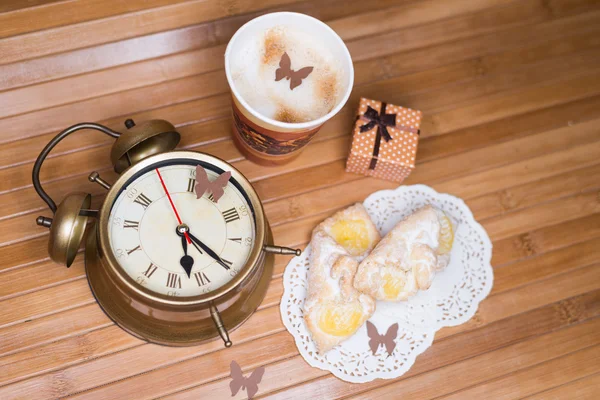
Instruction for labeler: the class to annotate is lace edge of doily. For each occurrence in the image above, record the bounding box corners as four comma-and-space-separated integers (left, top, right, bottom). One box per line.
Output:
279, 184, 494, 381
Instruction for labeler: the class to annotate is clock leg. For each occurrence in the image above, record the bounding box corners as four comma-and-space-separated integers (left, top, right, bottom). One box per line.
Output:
263, 244, 302, 256
210, 303, 232, 348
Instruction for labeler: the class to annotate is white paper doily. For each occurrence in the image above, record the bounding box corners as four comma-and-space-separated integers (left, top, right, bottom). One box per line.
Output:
280, 184, 493, 382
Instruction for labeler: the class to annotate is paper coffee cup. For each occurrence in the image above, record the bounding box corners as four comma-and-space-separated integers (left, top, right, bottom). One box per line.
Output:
225, 12, 354, 166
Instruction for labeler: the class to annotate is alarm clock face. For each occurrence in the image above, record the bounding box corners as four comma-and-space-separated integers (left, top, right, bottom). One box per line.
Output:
107, 159, 256, 297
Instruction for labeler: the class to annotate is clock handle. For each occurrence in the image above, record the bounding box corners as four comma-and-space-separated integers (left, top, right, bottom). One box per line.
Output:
209, 303, 232, 348
33, 123, 121, 214
32, 123, 121, 267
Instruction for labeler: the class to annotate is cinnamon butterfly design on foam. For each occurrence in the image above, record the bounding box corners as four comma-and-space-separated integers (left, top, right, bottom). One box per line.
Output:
366, 321, 399, 356
275, 52, 314, 90
229, 360, 265, 399
194, 166, 231, 203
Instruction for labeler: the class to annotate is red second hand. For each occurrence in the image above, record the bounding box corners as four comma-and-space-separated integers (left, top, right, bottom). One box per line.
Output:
156, 168, 191, 244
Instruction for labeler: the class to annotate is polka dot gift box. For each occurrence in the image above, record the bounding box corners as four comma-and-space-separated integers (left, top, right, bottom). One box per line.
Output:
346, 97, 421, 182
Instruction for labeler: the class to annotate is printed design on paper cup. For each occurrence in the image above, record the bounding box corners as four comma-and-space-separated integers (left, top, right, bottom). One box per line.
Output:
232, 102, 319, 155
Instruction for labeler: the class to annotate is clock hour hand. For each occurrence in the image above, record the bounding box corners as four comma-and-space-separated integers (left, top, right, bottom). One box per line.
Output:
187, 232, 230, 270
177, 230, 194, 278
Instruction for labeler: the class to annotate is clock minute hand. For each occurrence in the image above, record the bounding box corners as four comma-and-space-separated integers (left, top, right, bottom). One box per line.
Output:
156, 168, 192, 245
187, 232, 230, 270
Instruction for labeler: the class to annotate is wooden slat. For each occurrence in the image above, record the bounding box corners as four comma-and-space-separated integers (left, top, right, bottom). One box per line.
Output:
0, 0, 304, 65
0, 278, 91, 327
249, 267, 600, 399
466, 163, 600, 220
328, 0, 515, 41
166, 291, 600, 399
0, 118, 593, 304
5, 11, 593, 166
0, 1, 64, 14
0, 159, 588, 312
4, 202, 598, 331
492, 213, 600, 266
2, 251, 596, 392
523, 372, 600, 400
422, 69, 600, 136
343, 0, 600, 63
74, 289, 600, 400
6, 6, 599, 125
372, 10, 600, 84
0, 0, 191, 39
1, 0, 599, 397
0, 0, 405, 91
2, 164, 595, 324
416, 91, 600, 163
436, 346, 600, 400
346, 327, 600, 400
2, 134, 597, 301
29, 80, 600, 214
483, 190, 600, 241
2, 88, 598, 230
265, 140, 600, 232
0, 0, 570, 144
0, 0, 415, 117
3, 50, 598, 219
435, 140, 600, 199
546, 0, 600, 17
358, 48, 600, 116
492, 237, 600, 294
1, 202, 597, 394
1, 136, 596, 276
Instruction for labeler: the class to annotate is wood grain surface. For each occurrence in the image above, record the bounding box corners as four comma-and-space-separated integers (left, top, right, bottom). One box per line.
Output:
0, 0, 599, 398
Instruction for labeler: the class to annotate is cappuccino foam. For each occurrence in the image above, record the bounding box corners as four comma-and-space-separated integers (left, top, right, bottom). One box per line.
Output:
229, 25, 344, 123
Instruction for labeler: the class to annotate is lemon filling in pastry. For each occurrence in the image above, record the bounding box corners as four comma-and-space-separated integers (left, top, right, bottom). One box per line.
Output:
438, 215, 454, 255
329, 219, 371, 256
354, 205, 455, 302
304, 230, 376, 353
317, 203, 380, 260
317, 303, 364, 336
303, 203, 455, 353
382, 272, 404, 300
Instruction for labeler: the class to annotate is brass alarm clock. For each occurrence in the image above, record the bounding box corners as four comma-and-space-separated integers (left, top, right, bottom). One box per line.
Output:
33, 119, 300, 347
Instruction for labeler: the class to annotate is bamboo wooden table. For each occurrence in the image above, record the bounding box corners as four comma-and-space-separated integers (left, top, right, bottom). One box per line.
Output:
1, 0, 599, 399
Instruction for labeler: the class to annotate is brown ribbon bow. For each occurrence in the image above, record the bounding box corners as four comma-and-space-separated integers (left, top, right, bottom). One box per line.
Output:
359, 103, 420, 170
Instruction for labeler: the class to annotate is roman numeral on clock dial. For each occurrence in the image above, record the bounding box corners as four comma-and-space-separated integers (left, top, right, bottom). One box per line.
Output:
221, 258, 233, 267
194, 271, 211, 286
222, 208, 240, 223
143, 263, 158, 278
166, 273, 182, 289
187, 178, 195, 193
126, 245, 141, 255
123, 220, 139, 230
109, 163, 256, 297
133, 193, 152, 209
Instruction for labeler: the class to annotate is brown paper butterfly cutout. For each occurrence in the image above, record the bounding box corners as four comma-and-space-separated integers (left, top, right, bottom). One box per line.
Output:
194, 166, 231, 203
229, 360, 265, 399
366, 321, 399, 356
275, 52, 314, 90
